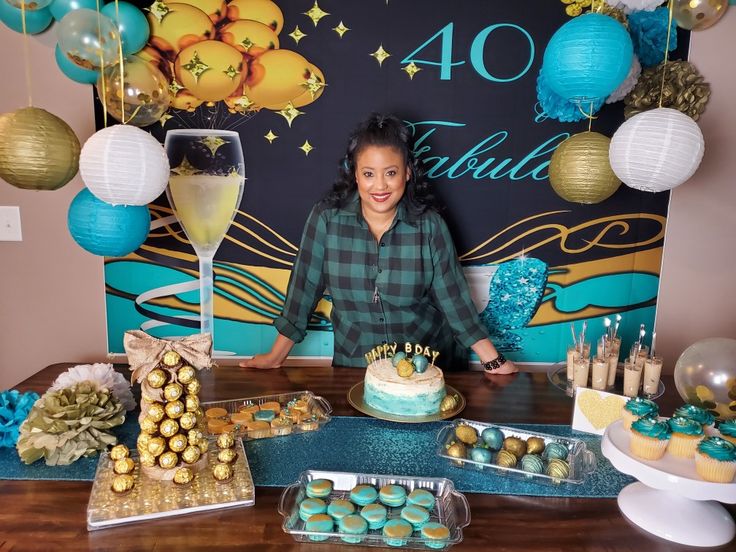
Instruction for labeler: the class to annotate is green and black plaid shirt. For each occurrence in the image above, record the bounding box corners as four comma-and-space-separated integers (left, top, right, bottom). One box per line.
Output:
274, 193, 489, 368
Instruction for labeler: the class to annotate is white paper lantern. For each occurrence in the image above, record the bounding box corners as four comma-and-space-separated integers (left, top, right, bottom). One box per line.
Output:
79, 124, 169, 206
609, 107, 704, 192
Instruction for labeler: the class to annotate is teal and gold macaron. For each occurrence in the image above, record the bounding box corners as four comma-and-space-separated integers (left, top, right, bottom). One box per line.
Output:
360, 503, 388, 530
379, 484, 407, 507
253, 409, 276, 422
327, 498, 355, 520
382, 518, 414, 547
406, 488, 435, 511
421, 521, 451, 549
305, 478, 333, 499
338, 514, 368, 544
400, 504, 430, 531
305, 513, 333, 541
299, 498, 327, 522
349, 484, 378, 506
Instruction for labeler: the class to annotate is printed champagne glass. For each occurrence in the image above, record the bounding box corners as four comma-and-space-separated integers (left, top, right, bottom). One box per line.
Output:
164, 129, 245, 343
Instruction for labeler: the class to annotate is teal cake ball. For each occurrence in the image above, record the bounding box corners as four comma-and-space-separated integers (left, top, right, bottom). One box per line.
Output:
413, 354, 429, 373
481, 427, 504, 451
470, 446, 493, 464
305, 513, 333, 541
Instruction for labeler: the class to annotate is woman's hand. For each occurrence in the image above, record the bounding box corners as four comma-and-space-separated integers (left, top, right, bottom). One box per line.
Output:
486, 357, 517, 375
238, 334, 295, 369
239, 354, 282, 369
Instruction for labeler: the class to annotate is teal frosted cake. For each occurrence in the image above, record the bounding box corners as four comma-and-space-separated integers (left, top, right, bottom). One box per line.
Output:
363, 342, 446, 417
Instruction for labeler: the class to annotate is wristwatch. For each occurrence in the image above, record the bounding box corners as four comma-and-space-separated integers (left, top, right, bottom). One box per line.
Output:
482, 353, 507, 372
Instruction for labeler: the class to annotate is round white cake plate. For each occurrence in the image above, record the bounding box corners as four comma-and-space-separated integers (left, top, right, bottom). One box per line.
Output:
601, 420, 736, 547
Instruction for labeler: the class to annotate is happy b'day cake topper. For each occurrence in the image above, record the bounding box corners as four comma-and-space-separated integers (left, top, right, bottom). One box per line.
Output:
364, 342, 440, 378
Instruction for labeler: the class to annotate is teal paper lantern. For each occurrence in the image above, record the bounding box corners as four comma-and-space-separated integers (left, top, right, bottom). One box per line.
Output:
54, 44, 99, 84
0, 1, 52, 33
68, 188, 150, 257
542, 13, 633, 104
101, 1, 149, 55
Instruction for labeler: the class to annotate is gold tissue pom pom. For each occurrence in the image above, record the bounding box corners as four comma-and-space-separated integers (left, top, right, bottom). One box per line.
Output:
164, 383, 184, 401
526, 437, 546, 456
146, 368, 168, 389
496, 449, 517, 468
173, 467, 194, 486
212, 462, 234, 482
111, 474, 135, 494
396, 358, 415, 378
162, 351, 182, 367
217, 432, 235, 449
440, 395, 458, 412
177, 365, 196, 385
503, 436, 527, 458
446, 441, 467, 459
454, 424, 479, 446
109, 444, 130, 461
113, 458, 136, 475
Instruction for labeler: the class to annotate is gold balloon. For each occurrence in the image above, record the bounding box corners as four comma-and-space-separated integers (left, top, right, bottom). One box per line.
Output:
548, 131, 621, 204
98, 56, 172, 128
146, 3, 215, 58
227, 0, 284, 34
220, 19, 280, 56
174, 40, 245, 102
0, 107, 80, 190
673, 0, 728, 31
170, 88, 204, 112
291, 64, 326, 109
245, 49, 313, 110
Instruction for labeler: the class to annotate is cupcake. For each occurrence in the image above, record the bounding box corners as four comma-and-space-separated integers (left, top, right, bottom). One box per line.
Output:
666, 416, 704, 458
673, 404, 716, 431
695, 437, 736, 483
630, 417, 671, 460
621, 397, 659, 431
718, 419, 736, 445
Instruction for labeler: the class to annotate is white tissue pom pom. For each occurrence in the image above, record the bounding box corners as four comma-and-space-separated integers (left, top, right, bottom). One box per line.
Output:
607, 55, 642, 103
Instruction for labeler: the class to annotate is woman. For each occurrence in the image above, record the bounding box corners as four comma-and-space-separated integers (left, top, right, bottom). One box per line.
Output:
240, 113, 516, 374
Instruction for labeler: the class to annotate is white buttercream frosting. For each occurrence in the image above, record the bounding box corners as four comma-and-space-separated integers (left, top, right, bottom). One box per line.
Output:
364, 358, 445, 397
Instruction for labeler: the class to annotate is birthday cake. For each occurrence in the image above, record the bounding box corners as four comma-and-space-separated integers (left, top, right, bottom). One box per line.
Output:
363, 342, 447, 417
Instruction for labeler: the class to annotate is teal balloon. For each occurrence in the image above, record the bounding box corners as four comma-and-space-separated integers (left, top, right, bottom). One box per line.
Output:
55, 43, 99, 83
0, 1, 52, 33
101, 1, 149, 55
49, 0, 98, 21
68, 188, 150, 257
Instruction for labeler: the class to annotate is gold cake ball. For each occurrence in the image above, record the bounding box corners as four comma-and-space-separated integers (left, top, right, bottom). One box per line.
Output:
179, 412, 197, 430
186, 378, 201, 395
216, 432, 235, 449
177, 365, 196, 385
147, 403, 166, 423
159, 418, 180, 438
165, 400, 185, 419
446, 441, 467, 459
440, 395, 458, 413
169, 434, 188, 453
198, 440, 210, 454
139, 450, 157, 467
396, 358, 415, 378
496, 449, 517, 468
113, 458, 136, 475
139, 416, 159, 435
526, 437, 546, 456
212, 462, 233, 482
159, 451, 179, 469
173, 467, 194, 485
162, 350, 182, 367
146, 368, 168, 389
546, 458, 570, 481
164, 382, 184, 401
185, 394, 200, 412
147, 437, 167, 457
503, 437, 527, 458
181, 445, 202, 464
217, 448, 237, 464
455, 424, 479, 446
111, 474, 135, 494
109, 444, 130, 461
188, 429, 204, 446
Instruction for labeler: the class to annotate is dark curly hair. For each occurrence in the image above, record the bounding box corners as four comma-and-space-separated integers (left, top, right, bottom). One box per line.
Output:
321, 113, 439, 216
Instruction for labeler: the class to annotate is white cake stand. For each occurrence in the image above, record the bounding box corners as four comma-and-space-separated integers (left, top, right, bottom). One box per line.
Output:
601, 420, 736, 547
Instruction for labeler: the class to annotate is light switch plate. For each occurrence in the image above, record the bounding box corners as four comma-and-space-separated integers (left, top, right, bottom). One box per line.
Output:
0, 206, 22, 241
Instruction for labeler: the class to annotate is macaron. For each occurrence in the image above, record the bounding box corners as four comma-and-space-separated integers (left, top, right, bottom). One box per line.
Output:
407, 489, 435, 511
379, 484, 407, 507
305, 478, 333, 499
299, 498, 327, 522
382, 518, 414, 547
205, 407, 227, 419
260, 401, 282, 414
421, 521, 451, 549
338, 514, 369, 544
400, 504, 430, 531
349, 484, 378, 506
305, 513, 333, 542
327, 499, 355, 521
360, 503, 388, 530
253, 409, 276, 422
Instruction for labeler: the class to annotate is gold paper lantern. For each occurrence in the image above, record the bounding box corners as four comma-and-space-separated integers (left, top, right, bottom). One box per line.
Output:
0, 107, 80, 190
548, 131, 621, 204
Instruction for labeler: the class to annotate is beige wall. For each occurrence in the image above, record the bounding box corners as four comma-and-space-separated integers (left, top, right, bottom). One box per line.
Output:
1, 13, 734, 388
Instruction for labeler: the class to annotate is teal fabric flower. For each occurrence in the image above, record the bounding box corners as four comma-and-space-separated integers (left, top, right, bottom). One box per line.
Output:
0, 390, 39, 448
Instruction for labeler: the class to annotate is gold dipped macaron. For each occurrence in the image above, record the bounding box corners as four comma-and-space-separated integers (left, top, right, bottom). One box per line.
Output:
205, 407, 228, 419
231, 411, 253, 425
207, 418, 229, 434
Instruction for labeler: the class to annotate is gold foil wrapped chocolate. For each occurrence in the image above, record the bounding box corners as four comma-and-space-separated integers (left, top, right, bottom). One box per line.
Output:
503, 437, 527, 458
179, 412, 197, 430
139, 450, 156, 467
496, 449, 517, 468
165, 400, 185, 419
454, 424, 478, 446
159, 418, 180, 438
113, 457, 135, 475
147, 437, 166, 457
212, 462, 233, 482
177, 365, 196, 385
146, 368, 167, 389
186, 379, 201, 395
526, 437, 546, 456
217, 448, 237, 464
173, 467, 194, 485
185, 395, 200, 412
169, 433, 188, 453
546, 458, 570, 480
440, 395, 458, 413
217, 432, 235, 449
181, 445, 202, 464
163, 383, 184, 401
396, 358, 415, 378
162, 350, 182, 367
446, 442, 467, 459
111, 474, 135, 494
139, 416, 159, 435
137, 433, 151, 452
147, 403, 166, 422
158, 451, 179, 469
109, 444, 130, 461
187, 429, 204, 446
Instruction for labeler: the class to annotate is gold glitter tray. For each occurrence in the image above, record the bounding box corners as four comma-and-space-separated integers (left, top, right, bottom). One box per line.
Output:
201, 390, 332, 440
87, 438, 255, 530
347, 382, 465, 423
436, 419, 597, 486
279, 470, 470, 549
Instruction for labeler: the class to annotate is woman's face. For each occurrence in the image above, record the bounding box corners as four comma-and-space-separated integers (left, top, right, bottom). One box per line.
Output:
354, 145, 410, 221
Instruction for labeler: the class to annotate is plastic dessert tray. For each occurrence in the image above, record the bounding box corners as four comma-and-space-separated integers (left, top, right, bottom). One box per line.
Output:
279, 470, 470, 548
436, 419, 597, 486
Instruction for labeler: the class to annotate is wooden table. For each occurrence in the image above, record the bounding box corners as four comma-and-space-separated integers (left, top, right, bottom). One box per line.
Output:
1, 363, 733, 551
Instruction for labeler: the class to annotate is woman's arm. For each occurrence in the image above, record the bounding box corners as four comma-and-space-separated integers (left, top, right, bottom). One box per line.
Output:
239, 333, 295, 369
471, 338, 517, 374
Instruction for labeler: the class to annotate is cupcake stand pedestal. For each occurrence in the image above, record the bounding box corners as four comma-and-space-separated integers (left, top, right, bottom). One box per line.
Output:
602, 420, 736, 547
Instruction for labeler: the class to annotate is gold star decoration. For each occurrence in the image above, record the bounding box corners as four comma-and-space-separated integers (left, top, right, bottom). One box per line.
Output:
332, 21, 350, 38
277, 102, 305, 127
288, 25, 307, 44
299, 140, 314, 156
304, 1, 329, 26
401, 62, 422, 80
264, 130, 278, 144
171, 157, 199, 176
233, 95, 256, 111
301, 70, 326, 100
222, 64, 240, 80
200, 136, 228, 156
370, 45, 391, 67
240, 37, 254, 51
168, 79, 184, 95
146, 0, 170, 23
159, 112, 173, 126
182, 51, 210, 82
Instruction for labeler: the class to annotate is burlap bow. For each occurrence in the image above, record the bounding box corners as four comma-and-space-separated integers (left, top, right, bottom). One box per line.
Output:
124, 330, 213, 386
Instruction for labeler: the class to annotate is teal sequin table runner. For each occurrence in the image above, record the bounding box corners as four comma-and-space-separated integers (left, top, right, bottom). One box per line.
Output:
0, 416, 634, 498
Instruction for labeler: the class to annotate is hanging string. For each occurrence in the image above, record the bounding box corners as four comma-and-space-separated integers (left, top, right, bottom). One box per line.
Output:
114, 0, 128, 123
588, 101, 594, 132
20, 2, 33, 106
96, 0, 108, 127
576, 102, 599, 121
659, 0, 675, 108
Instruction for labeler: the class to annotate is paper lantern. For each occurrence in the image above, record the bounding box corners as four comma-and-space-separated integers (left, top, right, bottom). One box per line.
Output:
79, 125, 169, 206
68, 188, 150, 256
542, 13, 633, 103
0, 107, 80, 190
609, 107, 705, 192
548, 132, 621, 204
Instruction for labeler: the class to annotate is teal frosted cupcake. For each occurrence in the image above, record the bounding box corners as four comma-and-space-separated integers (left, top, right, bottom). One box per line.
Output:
695, 437, 736, 483
299, 498, 327, 521
382, 518, 414, 547
718, 419, 736, 445
305, 513, 333, 541
673, 404, 716, 430
630, 416, 671, 460
400, 504, 430, 531
622, 397, 659, 431
360, 503, 388, 530
421, 522, 451, 549
406, 489, 435, 511
338, 514, 368, 543
667, 416, 704, 458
